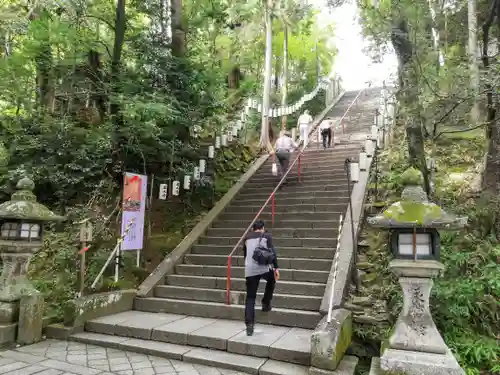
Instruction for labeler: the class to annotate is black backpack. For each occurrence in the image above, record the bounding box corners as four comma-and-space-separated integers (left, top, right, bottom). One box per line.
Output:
252, 234, 276, 266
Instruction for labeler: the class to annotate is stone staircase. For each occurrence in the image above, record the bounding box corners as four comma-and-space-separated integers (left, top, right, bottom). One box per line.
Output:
67, 90, 378, 375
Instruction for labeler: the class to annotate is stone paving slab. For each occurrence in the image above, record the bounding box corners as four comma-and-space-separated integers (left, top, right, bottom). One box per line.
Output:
0, 339, 251, 375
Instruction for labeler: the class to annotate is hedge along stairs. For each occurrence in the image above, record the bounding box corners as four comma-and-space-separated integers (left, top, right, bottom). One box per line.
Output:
67, 90, 379, 375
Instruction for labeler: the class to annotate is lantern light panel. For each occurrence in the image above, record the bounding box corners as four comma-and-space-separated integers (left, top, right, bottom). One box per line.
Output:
215, 136, 221, 149
208, 145, 215, 159
398, 233, 432, 257
221, 134, 228, 146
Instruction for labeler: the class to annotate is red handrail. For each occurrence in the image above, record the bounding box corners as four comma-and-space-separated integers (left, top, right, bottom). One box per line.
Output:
225, 88, 365, 305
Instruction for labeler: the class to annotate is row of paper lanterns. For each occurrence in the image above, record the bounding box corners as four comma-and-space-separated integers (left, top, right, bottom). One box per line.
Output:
160, 123, 244, 198
243, 80, 330, 118
168, 77, 336, 199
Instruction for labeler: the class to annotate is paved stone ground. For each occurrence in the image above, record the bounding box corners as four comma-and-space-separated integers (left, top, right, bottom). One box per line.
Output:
0, 340, 250, 375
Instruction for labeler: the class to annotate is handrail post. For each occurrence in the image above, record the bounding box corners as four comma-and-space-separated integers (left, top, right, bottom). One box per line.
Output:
226, 256, 232, 305
271, 193, 275, 226
298, 154, 302, 181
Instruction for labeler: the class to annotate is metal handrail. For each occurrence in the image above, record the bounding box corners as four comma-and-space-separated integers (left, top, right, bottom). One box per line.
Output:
225, 88, 365, 305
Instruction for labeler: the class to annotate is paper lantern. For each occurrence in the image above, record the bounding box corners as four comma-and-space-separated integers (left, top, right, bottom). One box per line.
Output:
193, 167, 200, 180
221, 134, 228, 146
172, 180, 180, 196
350, 162, 360, 183
183, 175, 191, 190
199, 159, 206, 173
208, 145, 215, 159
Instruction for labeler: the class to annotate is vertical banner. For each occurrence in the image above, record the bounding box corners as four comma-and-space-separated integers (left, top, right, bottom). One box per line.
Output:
121, 172, 147, 252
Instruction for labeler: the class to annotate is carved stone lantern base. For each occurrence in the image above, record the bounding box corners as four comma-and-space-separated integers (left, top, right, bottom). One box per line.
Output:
379, 259, 465, 375
380, 348, 465, 375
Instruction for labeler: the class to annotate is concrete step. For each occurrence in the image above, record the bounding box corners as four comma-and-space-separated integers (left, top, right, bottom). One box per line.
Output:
211, 219, 342, 229
225, 203, 347, 214
83, 311, 313, 366
191, 244, 335, 259
184, 254, 332, 271
198, 235, 336, 249
69, 332, 319, 375
231, 196, 349, 207
236, 190, 349, 200
217, 211, 343, 222
175, 264, 329, 283
205, 227, 338, 239
134, 298, 322, 329
155, 286, 321, 311
165, 275, 326, 296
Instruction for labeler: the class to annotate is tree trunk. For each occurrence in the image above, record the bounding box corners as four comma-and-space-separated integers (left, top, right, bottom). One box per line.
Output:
171, 0, 186, 57
481, 0, 499, 192
109, 0, 126, 180
88, 50, 106, 122
468, 0, 480, 124
259, 1, 273, 148
281, 26, 288, 131
391, 18, 431, 194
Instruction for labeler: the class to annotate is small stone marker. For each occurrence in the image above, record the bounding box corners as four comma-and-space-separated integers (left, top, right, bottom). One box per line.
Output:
17, 290, 44, 345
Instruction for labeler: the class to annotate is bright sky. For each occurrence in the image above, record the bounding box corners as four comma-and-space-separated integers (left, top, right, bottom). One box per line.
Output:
311, 0, 398, 90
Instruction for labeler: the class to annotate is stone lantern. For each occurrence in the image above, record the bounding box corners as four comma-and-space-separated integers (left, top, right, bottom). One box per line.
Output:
367, 168, 466, 375
0, 177, 64, 345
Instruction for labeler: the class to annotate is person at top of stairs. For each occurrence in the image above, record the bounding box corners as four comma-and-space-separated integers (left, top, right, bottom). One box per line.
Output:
272, 130, 298, 185
242, 220, 280, 337
297, 110, 313, 147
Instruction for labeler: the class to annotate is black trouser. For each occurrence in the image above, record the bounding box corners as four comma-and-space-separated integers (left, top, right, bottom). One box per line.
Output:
276, 151, 290, 179
245, 270, 276, 325
321, 128, 332, 148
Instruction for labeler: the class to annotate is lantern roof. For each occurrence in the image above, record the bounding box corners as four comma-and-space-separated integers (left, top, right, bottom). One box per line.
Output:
367, 168, 467, 230
0, 177, 65, 222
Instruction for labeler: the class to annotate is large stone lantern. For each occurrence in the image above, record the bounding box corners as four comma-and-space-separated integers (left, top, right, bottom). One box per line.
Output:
0, 177, 64, 344
367, 168, 466, 375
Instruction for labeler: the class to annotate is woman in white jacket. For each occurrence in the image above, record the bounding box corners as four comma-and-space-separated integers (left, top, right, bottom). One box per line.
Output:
297, 110, 313, 147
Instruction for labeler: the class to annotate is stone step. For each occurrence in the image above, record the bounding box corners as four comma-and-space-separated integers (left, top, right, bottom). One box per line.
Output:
184, 254, 332, 271
243, 176, 350, 188
197, 235, 337, 249
165, 274, 326, 296
175, 264, 330, 283
217, 211, 343, 222
239, 184, 351, 195
83, 311, 312, 366
249, 170, 348, 183
191, 244, 335, 259
154, 286, 321, 311
205, 227, 338, 239
69, 331, 317, 375
231, 196, 349, 207
225, 203, 347, 214
134, 298, 322, 329
211, 219, 342, 229
253, 165, 346, 177
236, 190, 349, 200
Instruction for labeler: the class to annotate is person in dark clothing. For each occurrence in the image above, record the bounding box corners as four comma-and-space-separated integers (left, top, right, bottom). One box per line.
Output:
319, 120, 333, 149
242, 220, 280, 336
